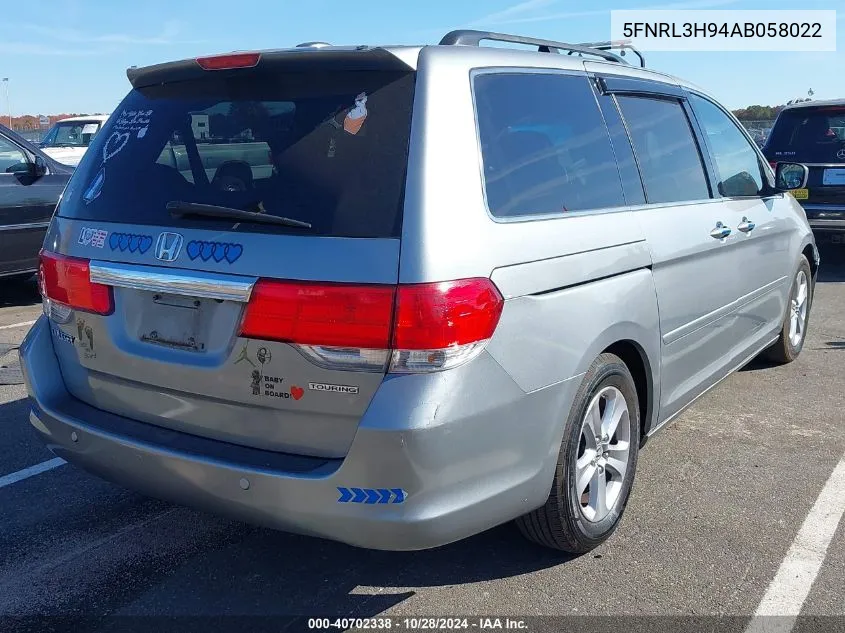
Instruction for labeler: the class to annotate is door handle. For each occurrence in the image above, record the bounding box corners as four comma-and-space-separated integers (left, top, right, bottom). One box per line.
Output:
709, 221, 731, 240
737, 217, 756, 233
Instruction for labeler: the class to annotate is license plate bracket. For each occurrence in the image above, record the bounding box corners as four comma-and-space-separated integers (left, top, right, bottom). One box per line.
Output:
139, 293, 205, 351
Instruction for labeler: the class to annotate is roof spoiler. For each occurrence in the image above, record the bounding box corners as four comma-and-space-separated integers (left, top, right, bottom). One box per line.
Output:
125, 47, 413, 89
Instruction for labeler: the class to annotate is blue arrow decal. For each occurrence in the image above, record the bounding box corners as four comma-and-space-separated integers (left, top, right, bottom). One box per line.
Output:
337, 486, 407, 504
391, 489, 407, 504
337, 487, 353, 503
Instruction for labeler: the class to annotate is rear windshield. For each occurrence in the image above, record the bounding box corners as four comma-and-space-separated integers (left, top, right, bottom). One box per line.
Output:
765, 106, 845, 163
59, 70, 415, 238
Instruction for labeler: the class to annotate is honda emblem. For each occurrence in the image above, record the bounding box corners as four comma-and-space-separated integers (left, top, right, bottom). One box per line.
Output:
155, 232, 184, 262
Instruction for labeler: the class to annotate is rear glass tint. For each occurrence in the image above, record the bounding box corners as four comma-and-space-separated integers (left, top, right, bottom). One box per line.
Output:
59, 71, 415, 238
765, 106, 845, 163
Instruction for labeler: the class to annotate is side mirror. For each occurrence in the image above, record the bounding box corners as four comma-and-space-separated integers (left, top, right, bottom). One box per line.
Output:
29, 155, 48, 178
775, 162, 809, 191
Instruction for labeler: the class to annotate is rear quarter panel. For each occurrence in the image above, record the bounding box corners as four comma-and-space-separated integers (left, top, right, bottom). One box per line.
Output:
401, 47, 662, 433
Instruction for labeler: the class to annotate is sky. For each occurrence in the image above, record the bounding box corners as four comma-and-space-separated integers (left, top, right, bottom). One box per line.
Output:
0, 0, 842, 115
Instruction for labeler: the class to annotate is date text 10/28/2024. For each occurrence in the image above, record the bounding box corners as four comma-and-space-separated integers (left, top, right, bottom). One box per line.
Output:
308, 618, 528, 630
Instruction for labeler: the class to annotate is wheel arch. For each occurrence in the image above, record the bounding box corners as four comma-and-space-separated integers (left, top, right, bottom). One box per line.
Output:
570, 320, 661, 445
602, 339, 656, 444
801, 242, 818, 282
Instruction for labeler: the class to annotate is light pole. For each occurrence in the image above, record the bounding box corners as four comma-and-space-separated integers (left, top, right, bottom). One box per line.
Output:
1, 78, 9, 128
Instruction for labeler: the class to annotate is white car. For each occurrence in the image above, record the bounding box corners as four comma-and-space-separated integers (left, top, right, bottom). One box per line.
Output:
39, 114, 110, 166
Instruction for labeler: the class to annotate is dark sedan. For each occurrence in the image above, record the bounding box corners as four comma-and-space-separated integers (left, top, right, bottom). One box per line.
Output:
0, 124, 72, 280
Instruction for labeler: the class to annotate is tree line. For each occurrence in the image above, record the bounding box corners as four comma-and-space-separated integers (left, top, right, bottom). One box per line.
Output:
731, 99, 817, 121
4, 114, 105, 131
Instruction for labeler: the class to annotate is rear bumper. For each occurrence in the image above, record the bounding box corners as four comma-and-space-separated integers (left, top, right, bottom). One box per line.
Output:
21, 316, 575, 550
802, 205, 845, 233
808, 219, 845, 233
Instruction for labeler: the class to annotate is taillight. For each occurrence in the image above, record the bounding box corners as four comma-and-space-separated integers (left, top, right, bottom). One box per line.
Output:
390, 279, 504, 373
239, 278, 504, 373
39, 250, 113, 316
196, 52, 260, 70
240, 280, 395, 349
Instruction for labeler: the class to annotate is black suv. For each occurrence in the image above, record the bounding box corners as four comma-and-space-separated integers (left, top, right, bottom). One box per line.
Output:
763, 99, 845, 237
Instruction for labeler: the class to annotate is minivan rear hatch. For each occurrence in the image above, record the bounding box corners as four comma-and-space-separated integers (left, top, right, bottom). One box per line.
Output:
43, 48, 416, 458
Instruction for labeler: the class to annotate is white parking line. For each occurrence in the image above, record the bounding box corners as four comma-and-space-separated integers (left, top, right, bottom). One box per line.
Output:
746, 455, 845, 633
0, 319, 37, 331
0, 457, 66, 489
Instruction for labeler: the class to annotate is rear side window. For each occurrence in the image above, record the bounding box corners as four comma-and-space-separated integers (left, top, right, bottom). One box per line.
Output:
689, 93, 765, 197
474, 72, 625, 218
58, 71, 415, 238
0, 136, 28, 174
765, 106, 845, 163
616, 96, 711, 204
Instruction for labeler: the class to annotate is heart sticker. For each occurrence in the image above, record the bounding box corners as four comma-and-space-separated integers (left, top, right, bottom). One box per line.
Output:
138, 236, 153, 254
102, 131, 129, 162
200, 242, 214, 261
118, 234, 130, 251
128, 235, 140, 252
186, 241, 201, 260
290, 386, 304, 401
212, 243, 227, 263
224, 244, 242, 263
108, 233, 120, 250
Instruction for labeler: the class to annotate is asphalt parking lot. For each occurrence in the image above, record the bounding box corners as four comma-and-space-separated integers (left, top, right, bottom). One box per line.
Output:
0, 241, 843, 633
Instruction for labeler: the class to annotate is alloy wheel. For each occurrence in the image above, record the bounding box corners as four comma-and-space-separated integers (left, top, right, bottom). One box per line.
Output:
576, 386, 632, 522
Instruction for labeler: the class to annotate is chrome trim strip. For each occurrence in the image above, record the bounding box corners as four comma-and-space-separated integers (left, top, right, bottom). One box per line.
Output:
88, 261, 256, 302
0, 268, 37, 278
796, 163, 845, 168
0, 221, 50, 232
808, 219, 845, 230
803, 204, 845, 212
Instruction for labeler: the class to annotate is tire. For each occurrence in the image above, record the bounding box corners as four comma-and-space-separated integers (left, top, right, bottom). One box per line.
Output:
516, 352, 640, 553
762, 256, 813, 364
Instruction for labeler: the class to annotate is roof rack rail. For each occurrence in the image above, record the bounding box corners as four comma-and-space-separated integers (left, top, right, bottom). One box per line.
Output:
573, 40, 645, 67
439, 30, 628, 65
295, 41, 332, 48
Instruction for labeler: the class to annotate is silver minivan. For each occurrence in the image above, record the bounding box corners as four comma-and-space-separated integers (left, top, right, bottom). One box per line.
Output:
21, 30, 818, 553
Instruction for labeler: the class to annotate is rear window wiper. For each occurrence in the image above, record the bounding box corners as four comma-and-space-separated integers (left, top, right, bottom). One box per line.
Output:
166, 201, 312, 229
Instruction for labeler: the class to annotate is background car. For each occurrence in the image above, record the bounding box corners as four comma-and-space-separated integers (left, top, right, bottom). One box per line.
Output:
763, 99, 845, 238
39, 114, 110, 167
0, 123, 73, 281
